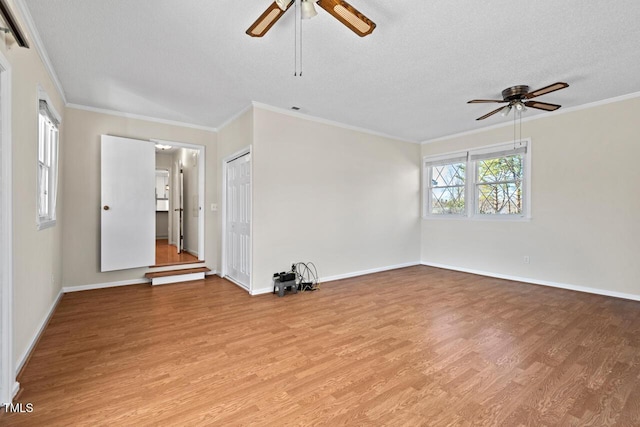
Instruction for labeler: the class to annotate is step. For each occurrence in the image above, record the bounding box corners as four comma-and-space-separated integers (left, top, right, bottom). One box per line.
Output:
145, 267, 211, 286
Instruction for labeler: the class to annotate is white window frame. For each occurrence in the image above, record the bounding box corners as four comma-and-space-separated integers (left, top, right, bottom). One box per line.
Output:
423, 151, 469, 218
36, 87, 61, 230
423, 139, 531, 221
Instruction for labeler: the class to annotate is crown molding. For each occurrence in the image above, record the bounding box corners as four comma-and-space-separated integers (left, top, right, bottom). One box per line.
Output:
217, 104, 253, 131
422, 90, 640, 145
66, 103, 218, 132
252, 101, 418, 144
13, 0, 67, 104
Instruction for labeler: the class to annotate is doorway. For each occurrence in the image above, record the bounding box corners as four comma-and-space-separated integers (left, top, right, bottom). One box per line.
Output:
101, 137, 205, 272
153, 142, 204, 266
222, 148, 252, 291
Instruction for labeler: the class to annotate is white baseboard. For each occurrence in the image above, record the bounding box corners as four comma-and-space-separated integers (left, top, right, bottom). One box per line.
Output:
320, 261, 421, 283
16, 289, 63, 376
421, 261, 640, 302
205, 270, 217, 276
11, 380, 19, 400
251, 287, 273, 296
62, 278, 150, 293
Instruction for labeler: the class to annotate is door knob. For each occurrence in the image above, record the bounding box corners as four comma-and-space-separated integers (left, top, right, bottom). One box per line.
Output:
103, 205, 110, 210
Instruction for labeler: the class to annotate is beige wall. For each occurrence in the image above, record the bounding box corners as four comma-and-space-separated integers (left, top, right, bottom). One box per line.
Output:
252, 107, 421, 292
2, 2, 66, 369
61, 107, 217, 287
421, 96, 640, 297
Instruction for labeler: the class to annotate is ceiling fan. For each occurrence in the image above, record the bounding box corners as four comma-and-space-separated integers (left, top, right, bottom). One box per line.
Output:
246, 0, 376, 38
467, 82, 569, 120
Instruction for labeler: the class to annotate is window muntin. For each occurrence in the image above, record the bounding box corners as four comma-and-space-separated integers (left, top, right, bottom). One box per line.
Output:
475, 154, 523, 215
37, 96, 60, 229
428, 162, 466, 215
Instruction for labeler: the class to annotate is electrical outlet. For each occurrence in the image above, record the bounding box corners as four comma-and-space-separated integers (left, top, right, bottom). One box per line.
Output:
523, 256, 530, 264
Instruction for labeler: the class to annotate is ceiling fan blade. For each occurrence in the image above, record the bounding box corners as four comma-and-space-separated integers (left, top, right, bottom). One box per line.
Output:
476, 106, 505, 121
246, 1, 293, 37
525, 82, 569, 99
316, 0, 376, 37
467, 99, 508, 104
524, 101, 561, 111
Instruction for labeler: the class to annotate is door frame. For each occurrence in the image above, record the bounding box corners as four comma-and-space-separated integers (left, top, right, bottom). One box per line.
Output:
221, 146, 252, 292
0, 50, 17, 403
152, 139, 205, 260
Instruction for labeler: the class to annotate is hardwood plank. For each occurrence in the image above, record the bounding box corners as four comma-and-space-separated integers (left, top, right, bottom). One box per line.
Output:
2, 266, 640, 425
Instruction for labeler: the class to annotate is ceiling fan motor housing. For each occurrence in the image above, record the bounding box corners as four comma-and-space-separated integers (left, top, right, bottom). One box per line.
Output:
502, 85, 530, 101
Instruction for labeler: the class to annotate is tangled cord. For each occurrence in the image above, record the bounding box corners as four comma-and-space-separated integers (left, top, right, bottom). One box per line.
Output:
293, 262, 320, 292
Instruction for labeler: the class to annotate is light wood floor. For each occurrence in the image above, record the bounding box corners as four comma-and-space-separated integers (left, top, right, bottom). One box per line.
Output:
154, 239, 199, 266
3, 266, 640, 425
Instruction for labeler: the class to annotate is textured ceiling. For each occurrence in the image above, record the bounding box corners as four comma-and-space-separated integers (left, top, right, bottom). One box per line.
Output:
21, 0, 640, 142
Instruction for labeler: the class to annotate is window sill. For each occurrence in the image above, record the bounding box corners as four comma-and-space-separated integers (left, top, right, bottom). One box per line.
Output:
422, 215, 532, 222
471, 214, 531, 222
37, 219, 56, 230
422, 214, 468, 221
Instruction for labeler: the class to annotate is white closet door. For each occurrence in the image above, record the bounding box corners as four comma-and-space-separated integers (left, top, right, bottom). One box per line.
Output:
101, 135, 155, 272
226, 153, 251, 288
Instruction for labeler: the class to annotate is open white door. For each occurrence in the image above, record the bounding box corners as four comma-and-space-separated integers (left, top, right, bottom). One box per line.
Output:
101, 135, 155, 272
225, 153, 251, 288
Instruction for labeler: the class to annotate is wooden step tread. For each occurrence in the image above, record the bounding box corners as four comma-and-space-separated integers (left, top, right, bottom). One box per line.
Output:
150, 259, 205, 268
145, 267, 211, 279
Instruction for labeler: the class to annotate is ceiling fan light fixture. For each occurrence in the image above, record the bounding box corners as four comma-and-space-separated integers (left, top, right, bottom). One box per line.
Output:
301, 0, 318, 19
275, 0, 291, 11
501, 105, 511, 117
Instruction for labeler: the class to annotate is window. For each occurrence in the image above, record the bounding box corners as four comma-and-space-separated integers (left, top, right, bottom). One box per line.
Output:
37, 92, 60, 229
423, 140, 530, 220
425, 154, 467, 215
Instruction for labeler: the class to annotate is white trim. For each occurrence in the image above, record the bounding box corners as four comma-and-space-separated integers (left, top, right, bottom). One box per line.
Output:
421, 262, 640, 302
151, 272, 205, 286
217, 104, 253, 131
0, 50, 15, 404
422, 91, 640, 145
422, 138, 531, 220
62, 278, 150, 293
67, 104, 218, 133
320, 262, 421, 283
13, 0, 67, 104
221, 146, 253, 292
205, 270, 218, 276
151, 139, 206, 261
15, 289, 63, 376
251, 287, 274, 296
252, 102, 417, 144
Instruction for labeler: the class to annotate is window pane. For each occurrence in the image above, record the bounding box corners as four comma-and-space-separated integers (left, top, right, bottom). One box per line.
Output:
431, 185, 465, 214
38, 114, 46, 163
38, 163, 49, 218
478, 155, 522, 184
477, 182, 522, 214
432, 163, 465, 187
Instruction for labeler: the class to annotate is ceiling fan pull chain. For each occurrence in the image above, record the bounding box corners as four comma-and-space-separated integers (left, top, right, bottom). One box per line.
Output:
294, 0, 298, 76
